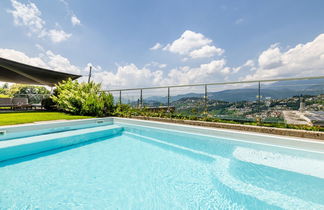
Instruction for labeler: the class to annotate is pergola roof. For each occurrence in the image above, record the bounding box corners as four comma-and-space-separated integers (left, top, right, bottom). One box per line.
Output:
0, 57, 81, 86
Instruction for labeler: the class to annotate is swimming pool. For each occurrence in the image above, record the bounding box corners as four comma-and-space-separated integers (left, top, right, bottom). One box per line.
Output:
1, 118, 324, 209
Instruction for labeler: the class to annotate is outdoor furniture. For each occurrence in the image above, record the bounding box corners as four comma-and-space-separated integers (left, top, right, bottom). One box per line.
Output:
0, 98, 32, 110
12, 98, 32, 110
0, 98, 13, 108
31, 104, 43, 110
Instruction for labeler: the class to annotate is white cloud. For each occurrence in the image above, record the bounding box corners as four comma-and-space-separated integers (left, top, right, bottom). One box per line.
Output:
0, 48, 48, 68
182, 57, 189, 62
200, 59, 227, 74
99, 33, 324, 89
245, 34, 324, 80
0, 48, 81, 75
92, 64, 164, 89
244, 59, 255, 67
8, 0, 71, 43
144, 61, 167, 69
160, 30, 224, 60
85, 63, 102, 72
150, 43, 163, 50
258, 43, 282, 69
162, 59, 231, 85
96, 33, 324, 89
235, 18, 244, 24
232, 59, 256, 74
58, 0, 68, 6
35, 44, 45, 52
163, 30, 212, 55
189, 45, 224, 59
8, 0, 45, 34
45, 51, 80, 74
91, 59, 233, 89
47, 30, 72, 43
57, 0, 81, 27
159, 64, 167, 68
2, 30, 324, 90
71, 15, 81, 26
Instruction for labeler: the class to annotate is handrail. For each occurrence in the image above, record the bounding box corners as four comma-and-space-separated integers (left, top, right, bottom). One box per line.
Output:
104, 75, 324, 92
102, 75, 324, 125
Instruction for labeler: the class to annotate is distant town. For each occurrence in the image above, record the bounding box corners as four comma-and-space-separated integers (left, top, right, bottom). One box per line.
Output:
141, 94, 324, 123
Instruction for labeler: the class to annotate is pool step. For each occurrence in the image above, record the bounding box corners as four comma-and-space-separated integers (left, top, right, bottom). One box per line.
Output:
0, 118, 113, 141
125, 131, 324, 179
0, 125, 123, 162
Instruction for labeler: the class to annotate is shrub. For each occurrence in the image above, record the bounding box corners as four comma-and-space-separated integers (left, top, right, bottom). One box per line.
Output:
113, 104, 133, 117
0, 94, 9, 98
51, 79, 114, 117
41, 97, 57, 111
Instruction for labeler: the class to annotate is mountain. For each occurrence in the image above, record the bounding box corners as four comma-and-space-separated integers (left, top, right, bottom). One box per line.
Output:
264, 78, 324, 91
144, 78, 323, 103
208, 88, 292, 102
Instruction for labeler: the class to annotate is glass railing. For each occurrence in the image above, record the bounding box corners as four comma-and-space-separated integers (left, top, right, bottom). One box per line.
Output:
106, 76, 324, 126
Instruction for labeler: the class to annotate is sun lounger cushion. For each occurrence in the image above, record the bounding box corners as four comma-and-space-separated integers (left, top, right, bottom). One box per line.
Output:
0, 98, 13, 106
12, 98, 28, 105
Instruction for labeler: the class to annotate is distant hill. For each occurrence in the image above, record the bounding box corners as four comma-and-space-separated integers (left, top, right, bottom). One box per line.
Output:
209, 88, 293, 102
264, 78, 324, 91
145, 78, 324, 103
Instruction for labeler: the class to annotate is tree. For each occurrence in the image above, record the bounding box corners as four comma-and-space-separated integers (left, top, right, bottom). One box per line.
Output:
0, 83, 9, 95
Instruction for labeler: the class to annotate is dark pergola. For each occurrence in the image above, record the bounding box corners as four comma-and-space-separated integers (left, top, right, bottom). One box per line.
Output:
0, 57, 81, 86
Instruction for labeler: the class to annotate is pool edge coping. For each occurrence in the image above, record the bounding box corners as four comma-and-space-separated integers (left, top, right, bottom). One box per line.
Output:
0, 117, 323, 160
126, 116, 324, 141
0, 116, 322, 141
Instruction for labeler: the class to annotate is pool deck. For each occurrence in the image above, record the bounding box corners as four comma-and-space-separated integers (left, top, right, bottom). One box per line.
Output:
0, 117, 323, 141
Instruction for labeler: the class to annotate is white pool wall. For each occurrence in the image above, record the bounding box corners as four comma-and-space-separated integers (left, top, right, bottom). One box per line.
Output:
113, 118, 324, 154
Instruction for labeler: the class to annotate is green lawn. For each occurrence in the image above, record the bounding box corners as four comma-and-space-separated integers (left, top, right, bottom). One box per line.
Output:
0, 112, 92, 126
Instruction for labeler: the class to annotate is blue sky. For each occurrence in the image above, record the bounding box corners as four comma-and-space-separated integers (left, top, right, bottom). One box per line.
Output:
0, 0, 324, 89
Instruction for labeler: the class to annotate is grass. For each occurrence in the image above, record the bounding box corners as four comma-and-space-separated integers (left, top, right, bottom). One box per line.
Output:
0, 111, 92, 126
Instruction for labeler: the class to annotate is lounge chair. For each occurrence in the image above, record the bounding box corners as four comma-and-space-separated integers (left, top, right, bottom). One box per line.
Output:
0, 97, 32, 110
0, 98, 13, 109
12, 98, 32, 110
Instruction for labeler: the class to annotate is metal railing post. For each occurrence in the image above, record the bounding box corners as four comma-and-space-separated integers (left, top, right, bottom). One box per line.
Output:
140, 89, 143, 108
257, 81, 261, 124
204, 84, 208, 115
119, 90, 122, 105
167, 87, 170, 111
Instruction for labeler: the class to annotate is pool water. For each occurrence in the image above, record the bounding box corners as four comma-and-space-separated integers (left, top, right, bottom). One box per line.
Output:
1, 123, 324, 209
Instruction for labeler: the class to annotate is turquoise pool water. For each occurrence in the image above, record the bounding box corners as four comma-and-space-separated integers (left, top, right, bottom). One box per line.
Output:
1, 123, 324, 209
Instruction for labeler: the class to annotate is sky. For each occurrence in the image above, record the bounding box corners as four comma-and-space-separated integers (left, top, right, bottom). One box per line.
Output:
0, 0, 324, 90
